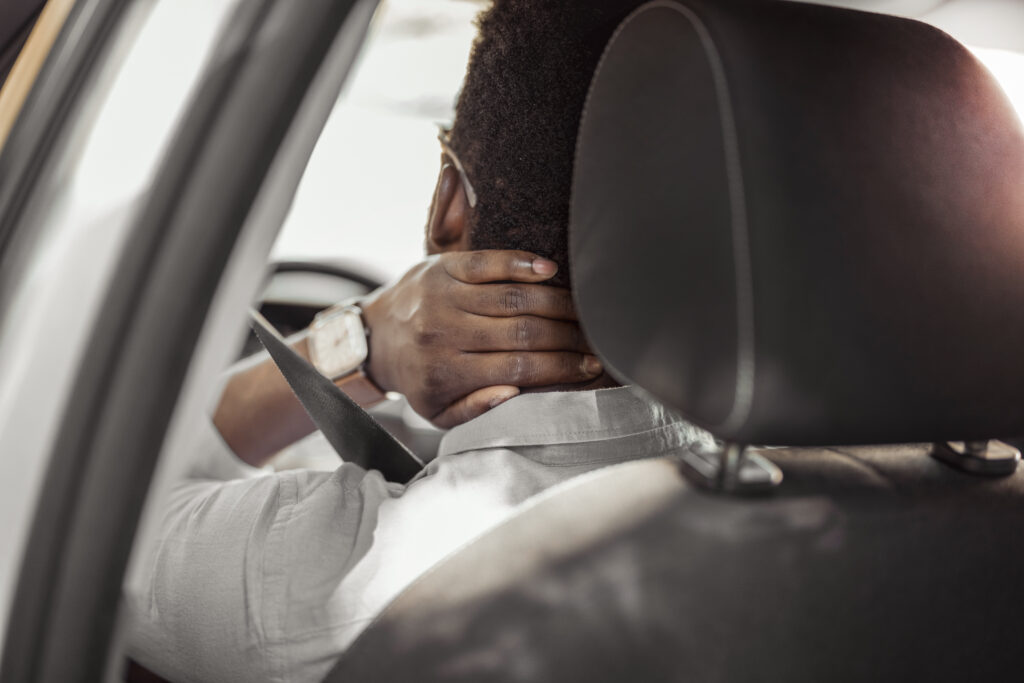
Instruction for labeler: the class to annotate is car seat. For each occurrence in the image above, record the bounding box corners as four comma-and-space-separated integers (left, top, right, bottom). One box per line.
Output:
324, 0, 1024, 680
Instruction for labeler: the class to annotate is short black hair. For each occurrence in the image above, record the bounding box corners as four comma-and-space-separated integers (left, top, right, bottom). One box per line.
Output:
449, 0, 639, 287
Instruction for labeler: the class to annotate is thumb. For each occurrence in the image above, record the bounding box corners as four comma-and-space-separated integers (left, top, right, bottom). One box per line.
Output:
431, 385, 520, 429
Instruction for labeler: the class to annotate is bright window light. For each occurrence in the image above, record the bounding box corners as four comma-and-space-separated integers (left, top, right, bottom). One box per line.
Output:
969, 46, 1024, 127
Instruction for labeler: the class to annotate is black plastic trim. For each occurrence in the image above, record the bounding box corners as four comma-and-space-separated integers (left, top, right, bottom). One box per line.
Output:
0, 2, 45, 87
0, 0, 130, 263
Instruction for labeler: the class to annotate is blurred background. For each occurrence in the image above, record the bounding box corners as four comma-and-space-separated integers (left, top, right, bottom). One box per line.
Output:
272, 0, 482, 281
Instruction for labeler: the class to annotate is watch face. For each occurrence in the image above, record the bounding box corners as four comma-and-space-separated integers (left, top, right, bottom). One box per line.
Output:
309, 308, 368, 379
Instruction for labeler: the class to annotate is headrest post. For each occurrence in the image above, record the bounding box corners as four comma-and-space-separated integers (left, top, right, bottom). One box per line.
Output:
675, 441, 782, 495
718, 443, 746, 491
964, 441, 989, 456
931, 440, 1021, 477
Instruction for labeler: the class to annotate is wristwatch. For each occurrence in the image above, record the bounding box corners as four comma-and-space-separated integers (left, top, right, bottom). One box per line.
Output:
307, 301, 386, 406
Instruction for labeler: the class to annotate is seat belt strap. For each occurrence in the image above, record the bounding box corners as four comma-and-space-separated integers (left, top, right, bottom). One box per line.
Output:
249, 310, 424, 483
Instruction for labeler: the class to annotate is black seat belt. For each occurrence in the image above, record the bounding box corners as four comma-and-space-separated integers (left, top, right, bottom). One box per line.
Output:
249, 310, 424, 483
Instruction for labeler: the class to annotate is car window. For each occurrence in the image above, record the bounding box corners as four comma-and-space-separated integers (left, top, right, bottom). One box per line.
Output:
272, 0, 479, 282
252, 0, 479, 470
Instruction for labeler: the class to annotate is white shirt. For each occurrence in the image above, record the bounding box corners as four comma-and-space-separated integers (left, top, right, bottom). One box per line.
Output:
126, 386, 710, 683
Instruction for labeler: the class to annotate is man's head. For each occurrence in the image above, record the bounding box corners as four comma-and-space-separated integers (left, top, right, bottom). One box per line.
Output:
425, 0, 637, 287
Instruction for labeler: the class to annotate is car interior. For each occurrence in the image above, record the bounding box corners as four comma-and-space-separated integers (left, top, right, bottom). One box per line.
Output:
322, 1, 1024, 679
1, 0, 1023, 681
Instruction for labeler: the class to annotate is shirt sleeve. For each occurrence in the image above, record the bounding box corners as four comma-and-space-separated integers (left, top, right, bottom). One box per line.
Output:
125, 416, 401, 683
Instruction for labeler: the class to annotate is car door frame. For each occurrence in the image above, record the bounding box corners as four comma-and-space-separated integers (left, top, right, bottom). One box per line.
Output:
0, 0, 377, 680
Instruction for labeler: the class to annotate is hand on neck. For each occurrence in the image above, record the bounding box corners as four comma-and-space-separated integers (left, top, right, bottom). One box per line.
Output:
519, 372, 621, 395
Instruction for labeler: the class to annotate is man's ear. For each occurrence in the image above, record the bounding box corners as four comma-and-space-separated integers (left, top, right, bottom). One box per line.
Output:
427, 163, 472, 253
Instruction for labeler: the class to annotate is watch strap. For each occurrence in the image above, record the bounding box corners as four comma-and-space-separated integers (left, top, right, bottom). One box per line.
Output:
335, 368, 386, 407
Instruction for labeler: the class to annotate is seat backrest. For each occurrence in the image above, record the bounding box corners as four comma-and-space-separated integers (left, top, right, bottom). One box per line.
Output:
327, 445, 1024, 682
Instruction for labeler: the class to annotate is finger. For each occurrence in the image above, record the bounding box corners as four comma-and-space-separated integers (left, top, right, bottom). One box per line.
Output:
442, 250, 559, 284
464, 351, 604, 388
460, 315, 591, 353
431, 386, 520, 429
454, 282, 577, 320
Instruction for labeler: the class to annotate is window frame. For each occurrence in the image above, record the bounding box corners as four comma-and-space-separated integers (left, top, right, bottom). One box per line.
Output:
0, 0, 377, 680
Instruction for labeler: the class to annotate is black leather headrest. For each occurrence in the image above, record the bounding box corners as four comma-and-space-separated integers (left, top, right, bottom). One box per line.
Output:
571, 0, 1024, 446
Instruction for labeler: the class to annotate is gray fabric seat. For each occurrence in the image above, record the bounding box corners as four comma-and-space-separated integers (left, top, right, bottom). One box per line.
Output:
329, 445, 1024, 681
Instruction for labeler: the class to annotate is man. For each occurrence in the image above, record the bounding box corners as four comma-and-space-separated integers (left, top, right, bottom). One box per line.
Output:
126, 0, 701, 680
211, 249, 606, 466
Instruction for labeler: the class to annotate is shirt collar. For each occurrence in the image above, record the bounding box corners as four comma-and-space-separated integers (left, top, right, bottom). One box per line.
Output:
437, 386, 695, 457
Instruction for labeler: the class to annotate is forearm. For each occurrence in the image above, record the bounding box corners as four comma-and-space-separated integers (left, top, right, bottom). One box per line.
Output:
214, 250, 595, 465
212, 334, 353, 468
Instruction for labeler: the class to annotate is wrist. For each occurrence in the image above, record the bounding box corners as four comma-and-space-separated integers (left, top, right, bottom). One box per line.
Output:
293, 333, 312, 362
358, 294, 393, 392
